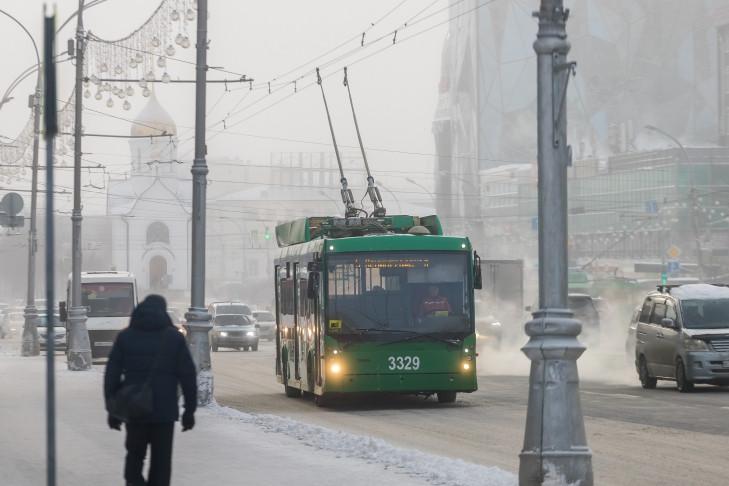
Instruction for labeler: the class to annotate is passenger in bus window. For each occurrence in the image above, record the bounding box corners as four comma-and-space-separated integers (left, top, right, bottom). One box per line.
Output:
417, 285, 452, 316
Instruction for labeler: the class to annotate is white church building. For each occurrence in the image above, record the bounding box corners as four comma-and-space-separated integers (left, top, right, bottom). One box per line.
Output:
106, 92, 191, 297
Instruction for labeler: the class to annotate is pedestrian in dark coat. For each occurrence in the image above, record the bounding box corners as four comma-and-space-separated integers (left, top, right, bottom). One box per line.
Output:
104, 294, 197, 486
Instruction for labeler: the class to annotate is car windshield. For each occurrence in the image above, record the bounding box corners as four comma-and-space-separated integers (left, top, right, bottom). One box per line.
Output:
681, 299, 729, 329
35, 316, 63, 327
82, 282, 135, 317
253, 312, 274, 321
215, 304, 251, 315
214, 314, 249, 326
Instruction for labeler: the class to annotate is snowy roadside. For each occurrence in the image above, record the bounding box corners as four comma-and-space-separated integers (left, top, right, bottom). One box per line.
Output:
0, 339, 516, 486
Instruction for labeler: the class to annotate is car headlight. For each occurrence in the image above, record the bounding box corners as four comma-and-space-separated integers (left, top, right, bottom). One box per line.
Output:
246, 331, 255, 336
218, 331, 228, 337
491, 322, 502, 327
684, 338, 709, 352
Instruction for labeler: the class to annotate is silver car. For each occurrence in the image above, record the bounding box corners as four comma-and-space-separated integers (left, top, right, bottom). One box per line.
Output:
635, 284, 729, 392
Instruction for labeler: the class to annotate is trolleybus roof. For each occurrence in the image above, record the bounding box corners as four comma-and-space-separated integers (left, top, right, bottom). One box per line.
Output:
275, 215, 443, 247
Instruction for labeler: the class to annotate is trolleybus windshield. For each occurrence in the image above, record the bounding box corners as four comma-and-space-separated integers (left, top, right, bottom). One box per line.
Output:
325, 251, 473, 339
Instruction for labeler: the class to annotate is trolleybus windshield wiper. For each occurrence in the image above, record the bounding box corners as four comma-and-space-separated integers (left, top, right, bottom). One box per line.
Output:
378, 332, 461, 347
354, 327, 416, 335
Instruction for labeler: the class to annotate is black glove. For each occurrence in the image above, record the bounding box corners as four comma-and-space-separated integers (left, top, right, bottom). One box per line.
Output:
181, 410, 194, 432
108, 414, 122, 431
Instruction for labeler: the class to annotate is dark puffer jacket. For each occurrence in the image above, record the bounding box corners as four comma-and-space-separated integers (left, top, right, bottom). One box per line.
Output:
104, 295, 197, 423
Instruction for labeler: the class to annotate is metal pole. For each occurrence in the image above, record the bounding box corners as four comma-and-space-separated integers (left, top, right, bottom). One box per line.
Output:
21, 70, 42, 357
43, 9, 58, 484
67, 0, 92, 370
520, 1, 592, 484
184, 0, 213, 406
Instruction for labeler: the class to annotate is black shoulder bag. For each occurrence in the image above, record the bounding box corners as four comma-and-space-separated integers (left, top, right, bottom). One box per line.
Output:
108, 329, 171, 422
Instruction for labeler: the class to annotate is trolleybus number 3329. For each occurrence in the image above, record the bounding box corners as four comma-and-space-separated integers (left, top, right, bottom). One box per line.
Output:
388, 355, 420, 371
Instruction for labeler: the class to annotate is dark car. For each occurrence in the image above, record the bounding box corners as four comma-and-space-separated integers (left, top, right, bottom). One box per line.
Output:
252, 310, 275, 341
209, 313, 259, 352
36, 314, 67, 351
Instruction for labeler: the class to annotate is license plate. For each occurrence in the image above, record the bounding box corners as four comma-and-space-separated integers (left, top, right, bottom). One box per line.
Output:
96, 341, 113, 347
723, 360, 729, 368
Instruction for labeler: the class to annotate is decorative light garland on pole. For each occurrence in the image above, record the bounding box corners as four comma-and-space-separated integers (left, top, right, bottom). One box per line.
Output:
83, 0, 199, 111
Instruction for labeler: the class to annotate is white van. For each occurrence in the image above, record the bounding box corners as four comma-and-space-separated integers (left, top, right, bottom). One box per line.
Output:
61, 271, 138, 358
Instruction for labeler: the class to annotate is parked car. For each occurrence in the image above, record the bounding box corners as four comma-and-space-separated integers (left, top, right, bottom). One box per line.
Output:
252, 310, 275, 341
209, 313, 259, 352
635, 283, 729, 392
36, 314, 67, 351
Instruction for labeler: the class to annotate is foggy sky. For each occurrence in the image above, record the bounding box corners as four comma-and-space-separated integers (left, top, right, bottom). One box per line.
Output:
1, 1, 449, 215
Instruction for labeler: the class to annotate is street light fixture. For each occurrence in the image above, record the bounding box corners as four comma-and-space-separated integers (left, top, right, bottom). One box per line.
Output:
405, 177, 434, 204
644, 124, 703, 281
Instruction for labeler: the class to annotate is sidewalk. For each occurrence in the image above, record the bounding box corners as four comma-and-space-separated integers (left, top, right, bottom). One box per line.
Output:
0, 341, 515, 486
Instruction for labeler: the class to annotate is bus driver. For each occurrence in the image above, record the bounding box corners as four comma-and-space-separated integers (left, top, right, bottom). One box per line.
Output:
417, 285, 452, 316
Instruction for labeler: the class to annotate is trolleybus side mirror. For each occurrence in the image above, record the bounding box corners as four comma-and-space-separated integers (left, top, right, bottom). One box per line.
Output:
307, 272, 319, 300
58, 301, 67, 322
473, 251, 483, 290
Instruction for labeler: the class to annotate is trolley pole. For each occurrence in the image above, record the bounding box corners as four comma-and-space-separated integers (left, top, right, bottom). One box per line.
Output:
67, 0, 93, 370
519, 1, 592, 484
184, 0, 214, 406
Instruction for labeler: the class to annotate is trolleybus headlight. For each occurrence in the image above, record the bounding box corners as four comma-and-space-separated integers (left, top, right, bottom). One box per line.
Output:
330, 362, 341, 373
463, 363, 471, 371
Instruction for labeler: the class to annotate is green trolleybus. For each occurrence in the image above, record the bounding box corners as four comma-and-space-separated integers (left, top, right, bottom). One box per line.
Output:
273, 214, 483, 406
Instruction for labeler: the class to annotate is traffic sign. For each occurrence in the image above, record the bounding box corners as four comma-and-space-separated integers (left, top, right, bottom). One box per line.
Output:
645, 200, 659, 214
0, 192, 23, 215
667, 245, 681, 259
667, 261, 680, 274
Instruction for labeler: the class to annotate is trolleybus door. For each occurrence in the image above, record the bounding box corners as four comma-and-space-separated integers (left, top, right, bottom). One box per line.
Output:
274, 265, 282, 377
293, 262, 301, 381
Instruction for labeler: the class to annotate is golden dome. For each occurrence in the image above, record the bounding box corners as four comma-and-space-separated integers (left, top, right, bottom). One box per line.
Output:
130, 91, 176, 137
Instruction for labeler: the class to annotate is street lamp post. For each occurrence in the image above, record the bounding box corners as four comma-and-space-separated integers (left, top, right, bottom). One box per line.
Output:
1, 9, 42, 356
436, 170, 481, 238
67, 0, 93, 370
184, 0, 214, 406
405, 177, 434, 202
520, 2, 592, 484
318, 190, 342, 214
644, 124, 704, 281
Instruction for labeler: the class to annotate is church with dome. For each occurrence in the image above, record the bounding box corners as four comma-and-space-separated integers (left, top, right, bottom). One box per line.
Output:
106, 91, 191, 297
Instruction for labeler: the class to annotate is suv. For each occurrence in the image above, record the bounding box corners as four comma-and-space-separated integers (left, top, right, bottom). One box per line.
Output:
634, 283, 729, 392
